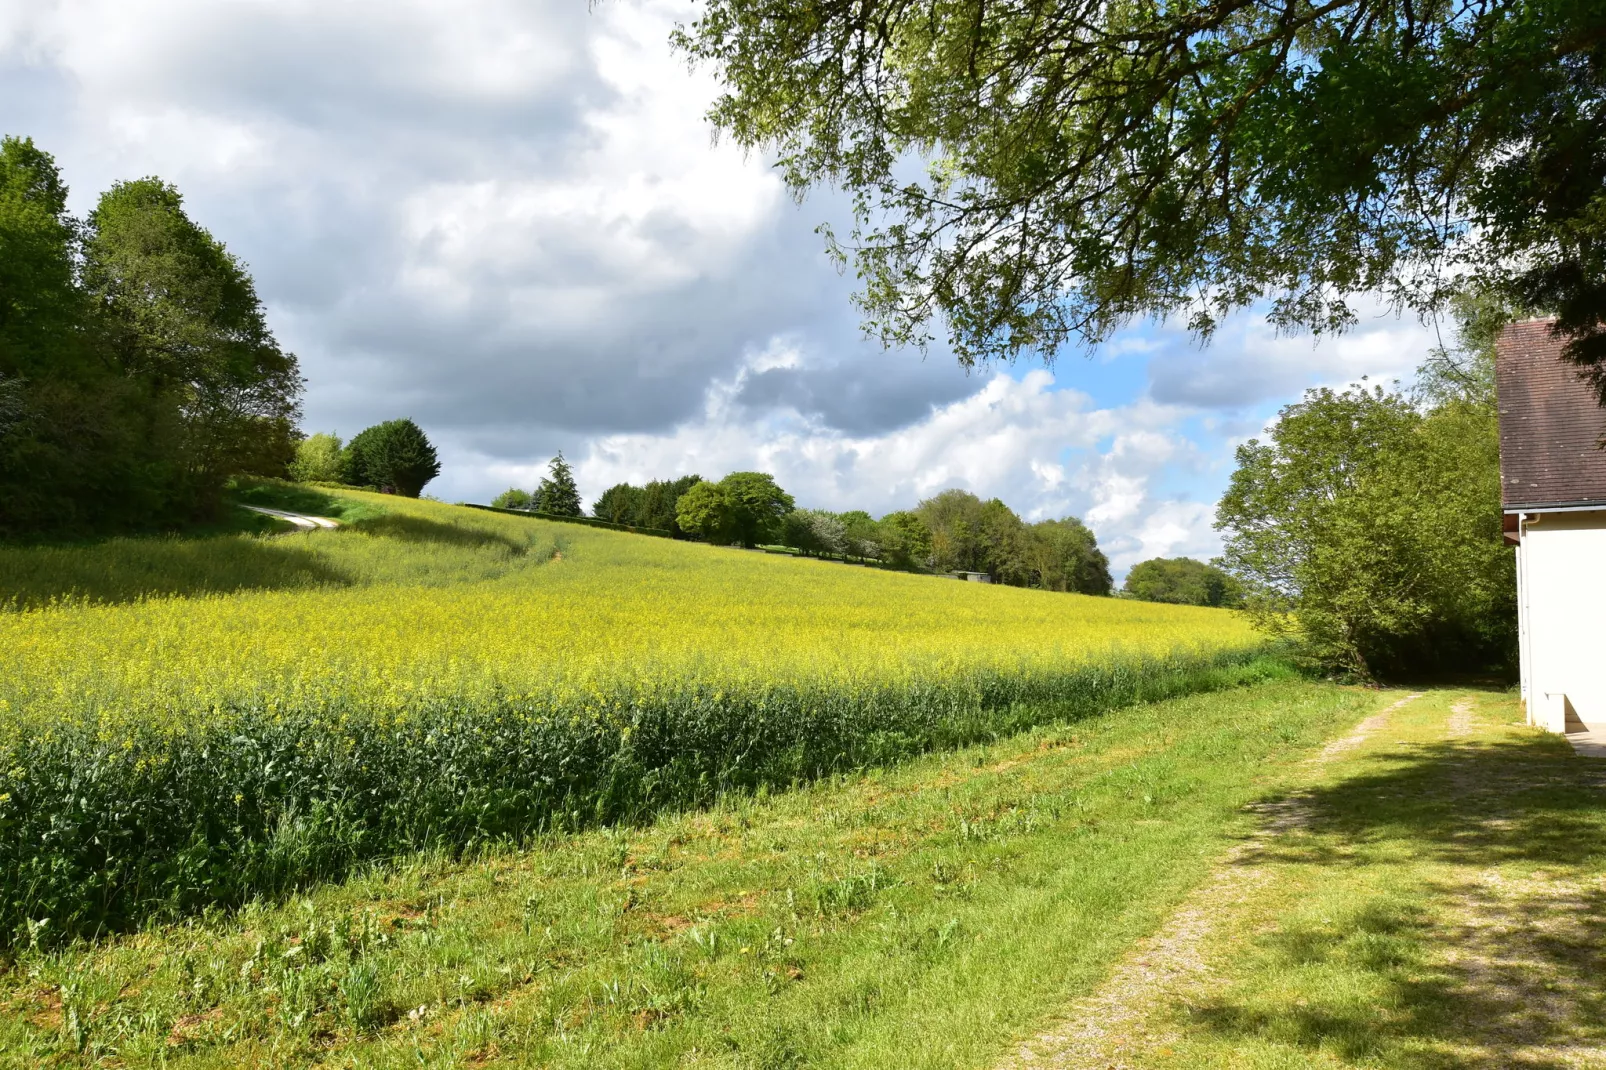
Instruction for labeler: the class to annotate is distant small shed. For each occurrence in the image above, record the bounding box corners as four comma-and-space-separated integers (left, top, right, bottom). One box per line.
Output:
1496, 320, 1606, 735
953, 571, 992, 583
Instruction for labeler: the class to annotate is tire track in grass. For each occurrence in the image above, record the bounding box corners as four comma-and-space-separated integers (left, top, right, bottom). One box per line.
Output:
999, 691, 1424, 1069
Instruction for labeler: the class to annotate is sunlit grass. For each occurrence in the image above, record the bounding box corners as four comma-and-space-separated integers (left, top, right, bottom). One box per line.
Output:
1022, 690, 1606, 1069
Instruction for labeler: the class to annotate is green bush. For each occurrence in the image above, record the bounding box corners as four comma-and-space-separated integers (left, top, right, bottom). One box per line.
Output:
289, 433, 345, 483
1124, 557, 1243, 607
343, 419, 440, 498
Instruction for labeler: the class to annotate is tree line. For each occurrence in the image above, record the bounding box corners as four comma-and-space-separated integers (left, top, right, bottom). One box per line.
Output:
495, 464, 1114, 594
0, 136, 302, 535
1, 134, 454, 536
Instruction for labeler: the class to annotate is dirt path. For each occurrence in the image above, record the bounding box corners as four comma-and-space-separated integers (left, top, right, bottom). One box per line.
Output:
241, 504, 341, 531
1000, 692, 1424, 1069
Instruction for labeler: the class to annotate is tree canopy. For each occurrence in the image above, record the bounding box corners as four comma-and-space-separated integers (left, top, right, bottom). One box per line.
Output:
677, 0, 1606, 384
675, 480, 735, 542
592, 474, 704, 534
1216, 333, 1512, 677
0, 136, 303, 534
593, 482, 646, 525
343, 419, 440, 498
1124, 557, 1243, 608
1026, 517, 1112, 595
289, 432, 344, 484
85, 178, 303, 488
717, 471, 797, 547
877, 510, 934, 569
915, 489, 1109, 592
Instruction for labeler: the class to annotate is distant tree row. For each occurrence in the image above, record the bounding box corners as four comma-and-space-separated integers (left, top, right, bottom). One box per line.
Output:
0, 136, 302, 534
592, 474, 703, 533
914, 489, 1110, 594
498, 459, 1115, 595
289, 419, 441, 497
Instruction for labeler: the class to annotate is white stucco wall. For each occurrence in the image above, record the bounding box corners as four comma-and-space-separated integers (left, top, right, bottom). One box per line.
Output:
1517, 509, 1606, 730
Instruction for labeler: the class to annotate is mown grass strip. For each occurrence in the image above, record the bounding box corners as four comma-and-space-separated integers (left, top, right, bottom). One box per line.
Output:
0, 674, 1377, 1068
1027, 689, 1606, 1069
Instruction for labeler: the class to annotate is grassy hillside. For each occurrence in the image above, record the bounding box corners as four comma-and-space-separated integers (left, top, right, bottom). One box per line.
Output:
0, 484, 1262, 942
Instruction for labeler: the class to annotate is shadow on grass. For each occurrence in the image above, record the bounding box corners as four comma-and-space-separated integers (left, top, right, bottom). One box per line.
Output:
345, 513, 534, 556
1196, 724, 1606, 1068
0, 533, 353, 609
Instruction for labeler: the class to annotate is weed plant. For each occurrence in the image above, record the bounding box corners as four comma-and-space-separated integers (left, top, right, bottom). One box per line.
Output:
0, 490, 1263, 944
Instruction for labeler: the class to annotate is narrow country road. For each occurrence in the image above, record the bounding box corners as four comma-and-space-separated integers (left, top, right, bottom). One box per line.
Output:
240, 504, 341, 531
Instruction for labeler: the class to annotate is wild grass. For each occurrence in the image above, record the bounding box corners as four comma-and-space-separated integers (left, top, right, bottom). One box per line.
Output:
0, 486, 1264, 943
0, 676, 1375, 1068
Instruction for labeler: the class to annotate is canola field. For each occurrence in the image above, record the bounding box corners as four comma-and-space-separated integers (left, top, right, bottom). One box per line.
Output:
0, 487, 1262, 943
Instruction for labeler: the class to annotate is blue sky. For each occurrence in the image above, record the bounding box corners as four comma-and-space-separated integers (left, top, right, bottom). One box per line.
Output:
0, 0, 1439, 575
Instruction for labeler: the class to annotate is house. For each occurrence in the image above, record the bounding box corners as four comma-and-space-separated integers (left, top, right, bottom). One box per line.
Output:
953, 571, 992, 583
1496, 320, 1606, 738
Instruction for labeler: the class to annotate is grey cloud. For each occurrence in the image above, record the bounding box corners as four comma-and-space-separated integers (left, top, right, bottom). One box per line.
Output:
2, 0, 989, 468
299, 216, 845, 448
735, 352, 979, 435
1146, 347, 1311, 408
89, 5, 611, 169
1143, 312, 1433, 409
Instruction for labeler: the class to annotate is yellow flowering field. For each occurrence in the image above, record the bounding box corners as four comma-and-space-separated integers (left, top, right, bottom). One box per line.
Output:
0, 488, 1262, 943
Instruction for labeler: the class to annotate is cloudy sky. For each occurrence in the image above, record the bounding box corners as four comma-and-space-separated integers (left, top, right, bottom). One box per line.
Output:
1, 0, 1442, 574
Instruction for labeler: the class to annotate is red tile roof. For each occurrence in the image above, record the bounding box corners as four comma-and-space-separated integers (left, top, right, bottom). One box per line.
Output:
1496, 319, 1606, 510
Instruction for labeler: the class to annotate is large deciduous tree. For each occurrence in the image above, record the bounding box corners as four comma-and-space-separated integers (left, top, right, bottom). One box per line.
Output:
677, 0, 1606, 388
84, 178, 303, 495
1216, 376, 1512, 678
1123, 557, 1243, 607
289, 432, 344, 484
0, 136, 303, 534
876, 510, 933, 569
676, 479, 735, 542
718, 471, 796, 547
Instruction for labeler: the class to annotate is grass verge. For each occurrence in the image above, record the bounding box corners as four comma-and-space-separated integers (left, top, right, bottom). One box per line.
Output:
0, 674, 1376, 1068
1017, 688, 1606, 1068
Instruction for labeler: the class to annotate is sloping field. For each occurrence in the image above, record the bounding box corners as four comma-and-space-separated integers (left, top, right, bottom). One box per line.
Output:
0, 488, 1261, 942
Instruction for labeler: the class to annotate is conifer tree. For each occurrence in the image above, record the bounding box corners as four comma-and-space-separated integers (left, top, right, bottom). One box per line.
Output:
537, 451, 582, 517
